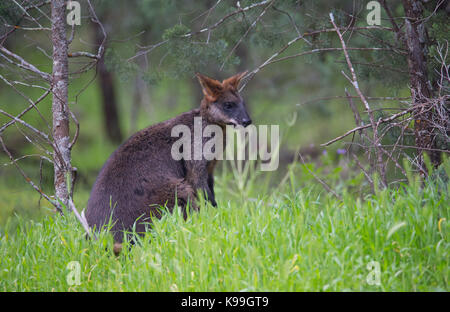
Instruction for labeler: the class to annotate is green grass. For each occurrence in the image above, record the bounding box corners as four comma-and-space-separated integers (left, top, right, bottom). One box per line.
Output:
0, 160, 448, 291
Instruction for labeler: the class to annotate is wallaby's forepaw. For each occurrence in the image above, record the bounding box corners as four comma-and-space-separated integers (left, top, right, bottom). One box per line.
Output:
113, 243, 123, 256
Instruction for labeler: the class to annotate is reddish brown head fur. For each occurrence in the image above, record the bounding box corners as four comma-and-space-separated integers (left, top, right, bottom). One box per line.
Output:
196, 72, 251, 127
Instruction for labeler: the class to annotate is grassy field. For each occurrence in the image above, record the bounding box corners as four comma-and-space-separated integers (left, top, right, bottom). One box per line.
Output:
0, 159, 448, 292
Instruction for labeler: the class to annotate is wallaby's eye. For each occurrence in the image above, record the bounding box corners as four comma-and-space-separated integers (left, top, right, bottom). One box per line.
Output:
223, 102, 235, 110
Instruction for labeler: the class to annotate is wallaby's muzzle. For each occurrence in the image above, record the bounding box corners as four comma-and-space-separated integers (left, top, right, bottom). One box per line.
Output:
241, 116, 252, 127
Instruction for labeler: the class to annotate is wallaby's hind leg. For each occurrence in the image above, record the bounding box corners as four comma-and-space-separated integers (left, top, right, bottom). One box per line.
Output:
112, 178, 198, 255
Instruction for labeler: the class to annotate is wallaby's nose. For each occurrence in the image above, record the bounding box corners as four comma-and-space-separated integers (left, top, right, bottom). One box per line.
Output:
242, 118, 252, 127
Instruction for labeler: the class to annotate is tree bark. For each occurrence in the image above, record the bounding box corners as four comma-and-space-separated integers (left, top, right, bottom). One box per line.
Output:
402, 0, 441, 168
51, 0, 71, 205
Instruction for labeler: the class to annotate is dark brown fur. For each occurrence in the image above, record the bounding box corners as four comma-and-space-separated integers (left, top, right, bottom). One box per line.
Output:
85, 72, 251, 243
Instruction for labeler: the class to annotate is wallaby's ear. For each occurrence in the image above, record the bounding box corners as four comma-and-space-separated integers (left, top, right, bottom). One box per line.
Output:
196, 73, 223, 102
222, 71, 248, 90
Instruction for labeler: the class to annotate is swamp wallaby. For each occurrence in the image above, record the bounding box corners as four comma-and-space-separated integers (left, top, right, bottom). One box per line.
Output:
85, 72, 251, 243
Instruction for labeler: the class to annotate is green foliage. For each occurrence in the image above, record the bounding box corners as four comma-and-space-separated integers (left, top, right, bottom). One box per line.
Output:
162, 29, 239, 78
136, 0, 178, 25
162, 24, 190, 41
104, 48, 139, 82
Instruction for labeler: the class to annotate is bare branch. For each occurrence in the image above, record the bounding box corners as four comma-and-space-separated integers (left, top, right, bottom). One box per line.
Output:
329, 12, 386, 187
68, 51, 99, 59
220, 0, 275, 70
0, 46, 51, 80
0, 136, 62, 213
321, 106, 416, 147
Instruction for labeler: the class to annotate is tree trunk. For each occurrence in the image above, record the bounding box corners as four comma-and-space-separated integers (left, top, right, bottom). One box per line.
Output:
51, 0, 71, 205
402, 0, 441, 168
93, 22, 123, 144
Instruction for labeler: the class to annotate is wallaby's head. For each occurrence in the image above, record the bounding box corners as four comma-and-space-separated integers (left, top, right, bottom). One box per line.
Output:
196, 72, 252, 128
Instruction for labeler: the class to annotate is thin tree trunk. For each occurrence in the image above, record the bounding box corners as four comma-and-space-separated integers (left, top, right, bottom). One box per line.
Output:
93, 22, 122, 144
51, 0, 71, 205
402, 0, 441, 168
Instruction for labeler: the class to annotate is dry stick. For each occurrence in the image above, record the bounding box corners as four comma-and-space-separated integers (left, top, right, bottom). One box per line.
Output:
380, 0, 402, 35
0, 74, 52, 132
378, 118, 412, 179
201, 0, 223, 26
26, 0, 51, 22
272, 5, 309, 44
298, 95, 410, 107
5, 79, 49, 90
86, 0, 106, 60
68, 109, 79, 151
345, 89, 370, 167
344, 140, 450, 154
68, 21, 76, 45
239, 34, 305, 91
0, 73, 68, 170
266, 47, 393, 66
353, 159, 374, 195
334, 60, 409, 74
1, 136, 91, 236
345, 89, 362, 128
0, 46, 51, 81
393, 122, 411, 172
68, 199, 91, 238
434, 42, 449, 94
0, 89, 51, 134
11, 0, 44, 28
377, 144, 450, 154
352, 30, 407, 55
321, 106, 415, 146
39, 157, 44, 207
1, 154, 52, 167
352, 154, 374, 189
297, 153, 342, 200
4, 25, 51, 31
0, 109, 53, 145
344, 89, 377, 183
301, 26, 395, 36
182, 0, 271, 37
1, 110, 55, 164
220, 0, 275, 70
380, 145, 408, 177
329, 12, 386, 187
0, 136, 62, 213
0, 1, 51, 44
68, 51, 99, 59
